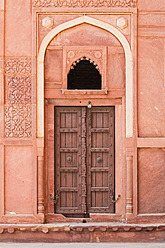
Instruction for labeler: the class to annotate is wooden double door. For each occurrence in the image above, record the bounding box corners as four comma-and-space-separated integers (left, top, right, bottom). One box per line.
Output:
54, 106, 115, 216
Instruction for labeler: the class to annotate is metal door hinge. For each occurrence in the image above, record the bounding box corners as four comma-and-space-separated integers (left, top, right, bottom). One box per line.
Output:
50, 189, 59, 205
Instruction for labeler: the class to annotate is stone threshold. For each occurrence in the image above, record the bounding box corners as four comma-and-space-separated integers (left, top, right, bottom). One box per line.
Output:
0, 223, 164, 242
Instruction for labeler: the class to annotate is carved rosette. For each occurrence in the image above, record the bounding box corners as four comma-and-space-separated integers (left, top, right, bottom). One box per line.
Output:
4, 57, 32, 138
33, 0, 137, 8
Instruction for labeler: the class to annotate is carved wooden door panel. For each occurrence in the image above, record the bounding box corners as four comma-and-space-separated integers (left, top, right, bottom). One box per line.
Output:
55, 107, 86, 214
86, 107, 115, 213
54, 106, 115, 215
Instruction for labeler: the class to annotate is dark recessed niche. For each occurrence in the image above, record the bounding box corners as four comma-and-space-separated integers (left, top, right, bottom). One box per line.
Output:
67, 57, 102, 90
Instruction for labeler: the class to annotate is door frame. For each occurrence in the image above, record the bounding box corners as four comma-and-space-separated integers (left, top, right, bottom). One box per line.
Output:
54, 106, 115, 216
44, 98, 125, 223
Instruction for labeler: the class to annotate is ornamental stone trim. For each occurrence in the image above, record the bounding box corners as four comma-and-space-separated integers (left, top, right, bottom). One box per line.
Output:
64, 46, 105, 75
33, 0, 137, 8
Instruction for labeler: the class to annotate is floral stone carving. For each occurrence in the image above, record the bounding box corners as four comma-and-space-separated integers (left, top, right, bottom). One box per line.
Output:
4, 57, 32, 138
5, 58, 32, 75
33, 0, 137, 8
6, 76, 32, 104
5, 105, 32, 138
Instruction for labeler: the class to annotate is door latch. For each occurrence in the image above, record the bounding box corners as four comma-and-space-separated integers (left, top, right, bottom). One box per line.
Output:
110, 189, 121, 204
50, 189, 59, 205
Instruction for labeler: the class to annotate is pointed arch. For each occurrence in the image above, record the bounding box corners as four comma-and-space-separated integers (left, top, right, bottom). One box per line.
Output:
68, 56, 101, 73
67, 57, 101, 90
37, 15, 133, 138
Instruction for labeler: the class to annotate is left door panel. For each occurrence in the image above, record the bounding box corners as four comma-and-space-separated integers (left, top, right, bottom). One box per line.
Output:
54, 107, 86, 214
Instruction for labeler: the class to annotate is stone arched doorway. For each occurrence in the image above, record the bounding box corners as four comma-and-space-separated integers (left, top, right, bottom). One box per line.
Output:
37, 16, 134, 222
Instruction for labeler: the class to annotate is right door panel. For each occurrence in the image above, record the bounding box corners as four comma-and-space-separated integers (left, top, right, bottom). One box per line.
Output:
87, 107, 115, 213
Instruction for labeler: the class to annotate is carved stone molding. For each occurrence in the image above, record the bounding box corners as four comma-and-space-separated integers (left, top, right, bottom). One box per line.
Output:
5, 58, 32, 75
65, 47, 105, 72
33, 0, 137, 8
5, 105, 32, 138
6, 76, 32, 104
0, 223, 164, 234
70, 56, 101, 72
37, 138, 45, 214
126, 156, 133, 214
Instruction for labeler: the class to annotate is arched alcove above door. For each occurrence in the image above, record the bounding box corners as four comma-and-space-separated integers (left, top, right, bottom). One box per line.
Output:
38, 15, 133, 139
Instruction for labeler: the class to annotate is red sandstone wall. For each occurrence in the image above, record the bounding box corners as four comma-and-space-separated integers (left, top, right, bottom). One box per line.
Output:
137, 0, 165, 214
5, 0, 32, 56
0, 0, 36, 223
0, 0, 164, 224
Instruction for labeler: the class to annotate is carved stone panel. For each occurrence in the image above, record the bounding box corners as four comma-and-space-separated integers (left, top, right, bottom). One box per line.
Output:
6, 76, 32, 104
5, 105, 32, 138
33, 0, 137, 8
4, 57, 32, 138
5, 58, 32, 75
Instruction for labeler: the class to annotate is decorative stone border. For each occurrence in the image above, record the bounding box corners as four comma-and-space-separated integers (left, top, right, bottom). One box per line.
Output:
0, 224, 164, 242
33, 0, 137, 8
0, 224, 164, 233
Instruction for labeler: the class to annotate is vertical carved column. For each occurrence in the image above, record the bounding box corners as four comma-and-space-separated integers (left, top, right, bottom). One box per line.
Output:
81, 107, 87, 213
37, 138, 44, 214
126, 156, 133, 214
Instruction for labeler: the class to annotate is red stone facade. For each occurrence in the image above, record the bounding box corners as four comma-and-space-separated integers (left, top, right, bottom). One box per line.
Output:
0, 0, 165, 242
